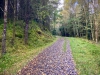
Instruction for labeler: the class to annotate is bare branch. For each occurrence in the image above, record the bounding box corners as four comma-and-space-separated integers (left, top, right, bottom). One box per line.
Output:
10, 1, 14, 10
0, 7, 4, 12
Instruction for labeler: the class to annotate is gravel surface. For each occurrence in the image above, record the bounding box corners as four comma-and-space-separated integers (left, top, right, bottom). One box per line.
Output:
17, 38, 77, 75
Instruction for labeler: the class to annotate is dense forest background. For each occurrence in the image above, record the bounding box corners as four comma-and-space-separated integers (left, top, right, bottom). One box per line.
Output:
1, 0, 100, 55
59, 0, 100, 43
0, 0, 60, 55
0, 0, 100, 74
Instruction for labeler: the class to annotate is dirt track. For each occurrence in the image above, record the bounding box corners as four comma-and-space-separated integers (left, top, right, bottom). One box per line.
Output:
17, 38, 77, 75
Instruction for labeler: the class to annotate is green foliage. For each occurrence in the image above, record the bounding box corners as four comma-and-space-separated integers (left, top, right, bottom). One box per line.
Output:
28, 21, 53, 47
0, 19, 3, 25
0, 20, 55, 74
52, 29, 56, 35
59, 16, 78, 37
0, 20, 3, 51
0, 0, 59, 74
69, 37, 100, 75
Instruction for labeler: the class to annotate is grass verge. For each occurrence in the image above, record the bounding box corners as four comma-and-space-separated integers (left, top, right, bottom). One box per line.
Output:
69, 37, 100, 75
0, 20, 57, 75
0, 37, 57, 75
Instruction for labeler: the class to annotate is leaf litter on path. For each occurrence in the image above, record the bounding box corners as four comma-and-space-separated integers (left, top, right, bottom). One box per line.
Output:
17, 38, 77, 75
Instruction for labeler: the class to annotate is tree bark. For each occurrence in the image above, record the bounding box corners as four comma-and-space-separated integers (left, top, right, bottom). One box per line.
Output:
90, 15, 95, 41
2, 0, 8, 55
77, 19, 79, 37
12, 0, 17, 45
24, 0, 29, 45
24, 19, 29, 44
94, 18, 98, 43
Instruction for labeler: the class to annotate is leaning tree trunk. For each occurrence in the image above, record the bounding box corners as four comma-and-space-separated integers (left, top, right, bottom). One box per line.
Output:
2, 0, 8, 55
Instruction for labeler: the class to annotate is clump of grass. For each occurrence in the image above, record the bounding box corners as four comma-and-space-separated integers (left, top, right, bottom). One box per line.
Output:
63, 37, 67, 52
69, 37, 100, 75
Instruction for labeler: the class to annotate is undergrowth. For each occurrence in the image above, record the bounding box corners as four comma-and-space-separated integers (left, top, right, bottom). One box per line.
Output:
0, 20, 55, 75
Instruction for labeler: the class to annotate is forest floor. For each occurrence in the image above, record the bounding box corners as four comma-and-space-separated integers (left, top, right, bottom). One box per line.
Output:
17, 37, 77, 75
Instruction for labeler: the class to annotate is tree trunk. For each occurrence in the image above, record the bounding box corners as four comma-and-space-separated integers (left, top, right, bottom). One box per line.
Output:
12, 0, 17, 45
82, 4, 88, 39
90, 15, 95, 41
77, 20, 79, 37
91, 22, 95, 41
24, 0, 29, 45
85, 19, 88, 39
24, 20, 29, 44
2, 0, 8, 55
94, 19, 98, 43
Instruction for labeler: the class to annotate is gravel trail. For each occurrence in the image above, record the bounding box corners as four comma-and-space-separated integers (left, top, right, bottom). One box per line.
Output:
17, 38, 77, 75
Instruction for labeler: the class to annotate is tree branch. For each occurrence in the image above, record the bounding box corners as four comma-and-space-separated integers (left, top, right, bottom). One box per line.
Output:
10, 1, 14, 10
0, 7, 4, 12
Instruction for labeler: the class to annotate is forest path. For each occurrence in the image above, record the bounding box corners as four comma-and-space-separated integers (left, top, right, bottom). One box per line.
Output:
17, 37, 77, 75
